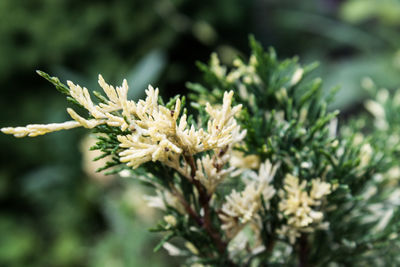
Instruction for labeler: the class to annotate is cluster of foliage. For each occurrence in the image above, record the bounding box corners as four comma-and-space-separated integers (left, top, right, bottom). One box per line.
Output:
0, 1, 253, 266
188, 38, 400, 266
4, 1, 400, 267
4, 37, 400, 266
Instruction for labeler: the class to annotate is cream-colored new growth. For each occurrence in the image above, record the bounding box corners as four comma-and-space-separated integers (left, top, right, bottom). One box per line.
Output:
277, 174, 332, 244
1, 121, 82, 138
194, 153, 235, 194
2, 75, 245, 170
219, 160, 278, 238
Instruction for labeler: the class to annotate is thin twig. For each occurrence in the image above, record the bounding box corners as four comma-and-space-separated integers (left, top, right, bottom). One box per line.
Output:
169, 182, 202, 226
183, 153, 229, 255
298, 233, 309, 267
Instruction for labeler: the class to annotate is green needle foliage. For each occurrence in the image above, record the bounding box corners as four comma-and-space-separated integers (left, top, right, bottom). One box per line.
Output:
3, 37, 400, 266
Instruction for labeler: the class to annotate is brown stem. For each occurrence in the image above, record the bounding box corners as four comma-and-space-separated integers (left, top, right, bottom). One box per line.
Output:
183, 153, 228, 255
169, 182, 202, 225
213, 145, 229, 172
266, 240, 275, 253
298, 233, 309, 267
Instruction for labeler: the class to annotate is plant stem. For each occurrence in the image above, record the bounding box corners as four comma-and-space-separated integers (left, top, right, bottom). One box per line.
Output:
169, 182, 202, 225
298, 233, 309, 267
183, 153, 229, 255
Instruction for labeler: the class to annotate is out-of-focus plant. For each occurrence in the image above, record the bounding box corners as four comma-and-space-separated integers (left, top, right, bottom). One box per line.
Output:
3, 37, 400, 266
252, 0, 400, 112
0, 0, 251, 87
341, 0, 400, 26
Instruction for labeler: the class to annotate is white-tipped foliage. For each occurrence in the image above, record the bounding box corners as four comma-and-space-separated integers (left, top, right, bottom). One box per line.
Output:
2, 76, 245, 171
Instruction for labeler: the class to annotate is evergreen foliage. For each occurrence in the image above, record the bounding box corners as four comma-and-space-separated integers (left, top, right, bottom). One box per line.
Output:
3, 37, 400, 266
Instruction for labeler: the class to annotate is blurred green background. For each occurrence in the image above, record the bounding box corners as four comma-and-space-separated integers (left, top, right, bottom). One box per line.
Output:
1, 0, 400, 266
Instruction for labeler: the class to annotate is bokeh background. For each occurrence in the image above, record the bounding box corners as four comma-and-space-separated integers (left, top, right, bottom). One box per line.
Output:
1, 0, 400, 266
